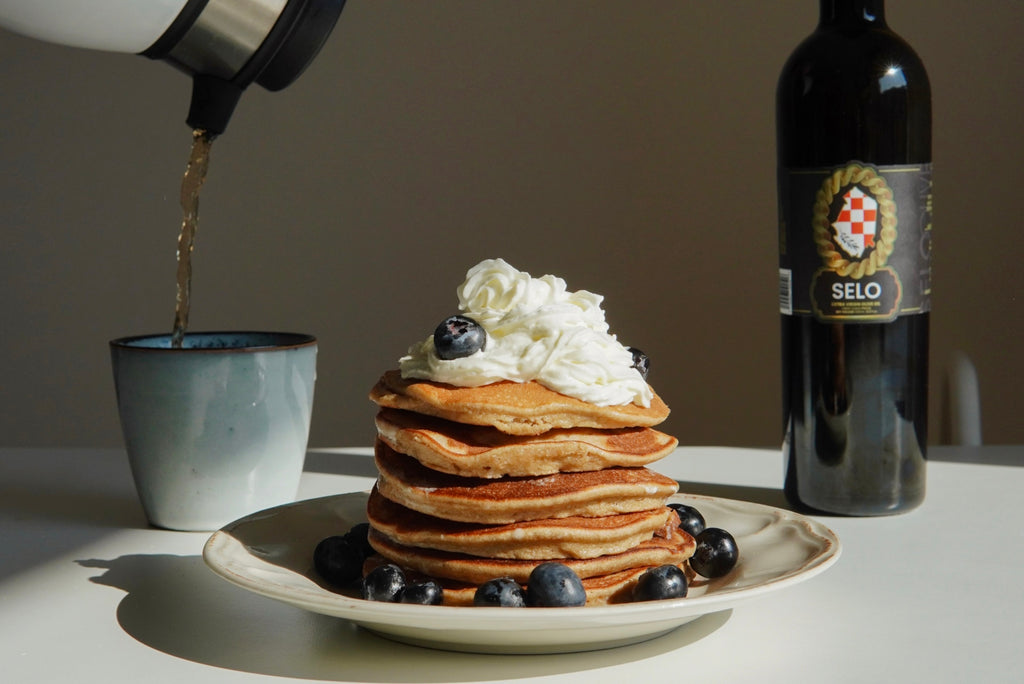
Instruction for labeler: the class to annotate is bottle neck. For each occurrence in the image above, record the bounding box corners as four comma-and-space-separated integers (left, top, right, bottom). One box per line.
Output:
818, 0, 886, 26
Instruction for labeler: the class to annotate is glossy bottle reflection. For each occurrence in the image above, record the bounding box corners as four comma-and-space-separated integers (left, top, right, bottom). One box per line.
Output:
777, 0, 931, 515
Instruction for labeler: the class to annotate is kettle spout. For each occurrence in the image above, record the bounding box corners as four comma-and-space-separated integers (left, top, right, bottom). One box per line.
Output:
186, 74, 243, 138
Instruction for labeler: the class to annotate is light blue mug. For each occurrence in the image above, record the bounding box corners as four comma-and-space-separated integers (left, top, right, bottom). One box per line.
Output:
110, 332, 317, 531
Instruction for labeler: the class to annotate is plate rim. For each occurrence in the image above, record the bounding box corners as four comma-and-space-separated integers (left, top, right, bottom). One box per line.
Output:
203, 490, 840, 637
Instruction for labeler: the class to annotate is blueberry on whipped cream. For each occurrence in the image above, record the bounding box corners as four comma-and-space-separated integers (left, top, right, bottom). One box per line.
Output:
433, 315, 486, 360
399, 259, 653, 408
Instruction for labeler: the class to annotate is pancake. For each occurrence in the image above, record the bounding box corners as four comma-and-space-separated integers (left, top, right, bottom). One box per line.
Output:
374, 441, 679, 524
375, 408, 678, 478
370, 370, 670, 435
367, 486, 677, 560
363, 555, 693, 606
367, 525, 694, 586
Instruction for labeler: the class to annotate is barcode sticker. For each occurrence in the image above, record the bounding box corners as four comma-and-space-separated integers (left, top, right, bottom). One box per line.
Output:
779, 268, 793, 315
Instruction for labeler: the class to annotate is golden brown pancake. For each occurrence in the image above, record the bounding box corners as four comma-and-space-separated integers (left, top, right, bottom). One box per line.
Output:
370, 370, 670, 435
367, 525, 694, 586
367, 486, 677, 560
374, 441, 679, 524
375, 408, 678, 478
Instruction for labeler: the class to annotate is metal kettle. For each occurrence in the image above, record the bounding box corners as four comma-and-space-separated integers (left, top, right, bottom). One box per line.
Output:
0, 0, 346, 136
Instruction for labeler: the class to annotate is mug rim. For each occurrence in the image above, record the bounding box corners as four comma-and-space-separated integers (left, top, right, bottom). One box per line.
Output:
110, 331, 317, 353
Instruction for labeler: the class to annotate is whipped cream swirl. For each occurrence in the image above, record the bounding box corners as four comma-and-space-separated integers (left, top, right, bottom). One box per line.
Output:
399, 258, 652, 407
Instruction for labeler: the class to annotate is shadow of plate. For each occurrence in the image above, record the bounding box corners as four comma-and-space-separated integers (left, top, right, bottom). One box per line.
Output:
78, 553, 729, 682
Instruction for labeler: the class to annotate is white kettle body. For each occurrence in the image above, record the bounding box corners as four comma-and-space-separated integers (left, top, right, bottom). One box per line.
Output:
0, 0, 346, 135
0, 0, 189, 53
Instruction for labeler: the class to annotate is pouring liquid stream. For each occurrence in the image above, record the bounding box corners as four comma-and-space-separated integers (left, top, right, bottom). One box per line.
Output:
171, 129, 213, 348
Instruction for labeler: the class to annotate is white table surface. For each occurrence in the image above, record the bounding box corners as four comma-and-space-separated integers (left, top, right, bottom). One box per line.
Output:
1, 444, 1021, 683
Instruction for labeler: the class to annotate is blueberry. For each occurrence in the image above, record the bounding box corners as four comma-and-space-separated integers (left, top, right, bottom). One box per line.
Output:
361, 563, 406, 602
433, 315, 487, 360
313, 536, 363, 587
668, 503, 706, 539
399, 580, 444, 605
343, 522, 374, 559
690, 528, 739, 578
633, 564, 688, 601
526, 562, 587, 607
474, 577, 527, 607
627, 347, 650, 380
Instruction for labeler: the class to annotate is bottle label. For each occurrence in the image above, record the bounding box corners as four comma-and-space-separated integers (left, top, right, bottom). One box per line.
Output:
778, 162, 932, 321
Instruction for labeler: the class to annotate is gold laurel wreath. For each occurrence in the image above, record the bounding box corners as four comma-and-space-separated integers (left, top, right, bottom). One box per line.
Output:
812, 164, 897, 279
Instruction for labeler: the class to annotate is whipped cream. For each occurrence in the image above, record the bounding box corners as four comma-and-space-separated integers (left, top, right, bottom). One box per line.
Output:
399, 258, 652, 407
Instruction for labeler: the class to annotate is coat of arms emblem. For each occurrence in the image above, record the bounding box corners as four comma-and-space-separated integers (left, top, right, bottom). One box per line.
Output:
831, 187, 877, 259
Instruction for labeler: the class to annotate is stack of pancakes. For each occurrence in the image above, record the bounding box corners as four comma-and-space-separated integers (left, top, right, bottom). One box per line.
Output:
366, 369, 693, 605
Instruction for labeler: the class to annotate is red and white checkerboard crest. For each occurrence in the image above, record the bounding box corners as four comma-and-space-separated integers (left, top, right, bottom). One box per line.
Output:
831, 186, 877, 259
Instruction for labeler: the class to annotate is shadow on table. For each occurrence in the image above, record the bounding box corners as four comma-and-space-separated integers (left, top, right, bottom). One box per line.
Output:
0, 453, 148, 582
305, 449, 379, 478
78, 554, 729, 682
676, 481, 790, 510
929, 445, 1021, 467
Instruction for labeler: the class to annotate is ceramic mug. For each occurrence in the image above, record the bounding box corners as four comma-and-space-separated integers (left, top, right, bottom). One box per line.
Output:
110, 332, 317, 531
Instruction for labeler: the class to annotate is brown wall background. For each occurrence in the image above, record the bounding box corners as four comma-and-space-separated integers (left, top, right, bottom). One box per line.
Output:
2, 1, 1021, 449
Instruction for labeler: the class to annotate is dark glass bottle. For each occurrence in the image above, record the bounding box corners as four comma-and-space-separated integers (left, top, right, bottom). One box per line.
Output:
777, 0, 931, 515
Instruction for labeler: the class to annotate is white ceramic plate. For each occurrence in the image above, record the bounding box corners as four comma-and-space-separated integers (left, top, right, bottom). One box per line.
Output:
203, 492, 840, 654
